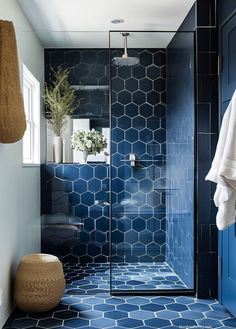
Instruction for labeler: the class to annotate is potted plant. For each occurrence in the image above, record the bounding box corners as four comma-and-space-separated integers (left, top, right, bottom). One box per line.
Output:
44, 67, 79, 163
71, 129, 107, 163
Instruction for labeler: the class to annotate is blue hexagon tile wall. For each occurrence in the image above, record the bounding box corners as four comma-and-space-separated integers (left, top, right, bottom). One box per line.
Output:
41, 164, 110, 263
111, 48, 167, 263
45, 49, 109, 119
42, 48, 167, 264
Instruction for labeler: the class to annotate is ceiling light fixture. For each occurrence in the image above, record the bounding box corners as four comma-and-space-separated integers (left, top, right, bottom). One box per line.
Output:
111, 18, 124, 24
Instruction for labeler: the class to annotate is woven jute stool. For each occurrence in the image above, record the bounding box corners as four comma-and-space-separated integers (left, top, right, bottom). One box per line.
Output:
14, 254, 65, 312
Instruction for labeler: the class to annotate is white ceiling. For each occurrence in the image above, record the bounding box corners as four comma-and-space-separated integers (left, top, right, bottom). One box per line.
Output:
17, 0, 195, 48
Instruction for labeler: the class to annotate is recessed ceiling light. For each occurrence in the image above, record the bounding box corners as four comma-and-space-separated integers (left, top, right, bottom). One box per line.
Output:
111, 18, 124, 24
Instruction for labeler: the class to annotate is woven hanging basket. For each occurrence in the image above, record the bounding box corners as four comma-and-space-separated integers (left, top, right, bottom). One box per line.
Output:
0, 20, 26, 143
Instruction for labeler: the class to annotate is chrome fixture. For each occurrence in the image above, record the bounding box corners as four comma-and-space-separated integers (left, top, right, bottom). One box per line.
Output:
112, 33, 140, 66
129, 153, 136, 167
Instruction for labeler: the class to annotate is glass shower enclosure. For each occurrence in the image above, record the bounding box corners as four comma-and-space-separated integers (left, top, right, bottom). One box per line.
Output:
110, 31, 195, 294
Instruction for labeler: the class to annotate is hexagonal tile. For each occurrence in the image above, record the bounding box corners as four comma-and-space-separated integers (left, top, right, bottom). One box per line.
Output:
82, 50, 97, 64
133, 116, 145, 130
125, 77, 138, 92
81, 191, 94, 206
147, 90, 160, 105
112, 127, 124, 142
147, 65, 161, 79
133, 90, 146, 105
125, 103, 139, 117
140, 104, 153, 118
112, 102, 124, 117
132, 66, 145, 79
125, 128, 138, 142
68, 192, 80, 206
139, 230, 153, 244
146, 117, 159, 130
139, 51, 152, 66
188, 302, 211, 312
112, 229, 124, 243
112, 77, 124, 92
145, 318, 170, 328
154, 51, 165, 66
154, 128, 166, 143
118, 90, 132, 105
152, 297, 175, 305
197, 318, 222, 328
88, 178, 102, 193
154, 104, 166, 118
79, 310, 103, 319
205, 309, 231, 320
167, 303, 188, 312
75, 204, 88, 218
38, 318, 63, 328
133, 141, 146, 156
117, 318, 143, 328
140, 178, 153, 193
105, 310, 128, 319
91, 64, 105, 78
172, 318, 197, 327
125, 230, 138, 244
130, 310, 155, 320
133, 218, 146, 232
155, 310, 180, 320
118, 66, 132, 79
147, 190, 161, 206
154, 78, 166, 92
141, 303, 165, 312
140, 128, 153, 142
118, 115, 131, 130
54, 310, 78, 320
79, 166, 93, 180
139, 77, 152, 92
117, 303, 139, 312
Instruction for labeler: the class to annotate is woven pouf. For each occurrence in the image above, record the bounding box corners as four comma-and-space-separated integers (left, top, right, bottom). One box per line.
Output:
14, 254, 65, 312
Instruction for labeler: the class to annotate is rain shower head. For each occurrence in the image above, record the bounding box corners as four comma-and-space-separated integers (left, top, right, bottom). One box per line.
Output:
112, 33, 140, 67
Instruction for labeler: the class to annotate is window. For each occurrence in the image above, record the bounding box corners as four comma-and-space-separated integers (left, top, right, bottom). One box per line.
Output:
22, 64, 40, 165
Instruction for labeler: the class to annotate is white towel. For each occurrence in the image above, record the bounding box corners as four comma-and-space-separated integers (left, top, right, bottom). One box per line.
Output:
205, 90, 236, 230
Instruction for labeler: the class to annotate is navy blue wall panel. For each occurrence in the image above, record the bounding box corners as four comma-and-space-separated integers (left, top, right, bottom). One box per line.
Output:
166, 32, 195, 288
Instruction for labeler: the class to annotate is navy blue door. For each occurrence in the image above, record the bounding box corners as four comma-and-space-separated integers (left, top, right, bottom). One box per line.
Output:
221, 12, 236, 316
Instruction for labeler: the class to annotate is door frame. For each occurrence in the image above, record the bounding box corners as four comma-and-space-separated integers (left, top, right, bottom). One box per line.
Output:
218, 7, 236, 304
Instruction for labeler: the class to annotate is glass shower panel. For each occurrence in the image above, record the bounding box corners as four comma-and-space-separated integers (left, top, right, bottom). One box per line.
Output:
110, 31, 195, 293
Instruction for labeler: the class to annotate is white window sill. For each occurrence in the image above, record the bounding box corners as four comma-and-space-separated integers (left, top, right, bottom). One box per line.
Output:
22, 163, 41, 168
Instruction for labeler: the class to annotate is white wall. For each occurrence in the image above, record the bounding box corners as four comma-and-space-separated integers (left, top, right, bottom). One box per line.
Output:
0, 0, 44, 327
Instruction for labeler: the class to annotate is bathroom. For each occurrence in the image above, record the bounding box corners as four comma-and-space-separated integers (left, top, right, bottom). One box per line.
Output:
1, 0, 236, 328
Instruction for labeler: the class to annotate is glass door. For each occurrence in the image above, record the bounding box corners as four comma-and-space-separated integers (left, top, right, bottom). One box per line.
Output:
110, 31, 195, 293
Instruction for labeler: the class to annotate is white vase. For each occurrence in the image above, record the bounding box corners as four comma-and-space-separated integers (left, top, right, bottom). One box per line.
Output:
80, 151, 88, 164
53, 136, 63, 163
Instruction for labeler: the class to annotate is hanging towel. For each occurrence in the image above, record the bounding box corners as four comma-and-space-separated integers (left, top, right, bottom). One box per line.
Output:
0, 20, 26, 143
206, 89, 236, 230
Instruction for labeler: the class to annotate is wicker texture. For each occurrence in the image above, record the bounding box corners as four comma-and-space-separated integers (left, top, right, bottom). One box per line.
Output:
14, 254, 65, 312
0, 20, 26, 143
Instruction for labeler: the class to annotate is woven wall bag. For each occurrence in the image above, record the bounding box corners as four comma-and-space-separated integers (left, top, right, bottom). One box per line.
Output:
0, 20, 26, 143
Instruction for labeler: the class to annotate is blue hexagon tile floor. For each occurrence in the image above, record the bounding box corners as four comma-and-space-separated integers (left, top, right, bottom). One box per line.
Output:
4, 262, 236, 328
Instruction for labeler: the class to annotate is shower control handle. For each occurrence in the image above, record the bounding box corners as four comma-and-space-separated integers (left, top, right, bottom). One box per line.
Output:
129, 153, 136, 167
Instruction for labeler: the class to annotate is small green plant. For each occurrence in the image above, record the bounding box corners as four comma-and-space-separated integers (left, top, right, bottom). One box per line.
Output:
44, 67, 79, 136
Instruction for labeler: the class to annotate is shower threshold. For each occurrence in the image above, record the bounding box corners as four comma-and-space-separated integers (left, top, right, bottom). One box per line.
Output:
64, 262, 191, 295
112, 262, 187, 291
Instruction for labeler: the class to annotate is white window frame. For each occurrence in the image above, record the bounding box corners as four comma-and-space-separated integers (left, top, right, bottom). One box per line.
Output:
22, 64, 40, 165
